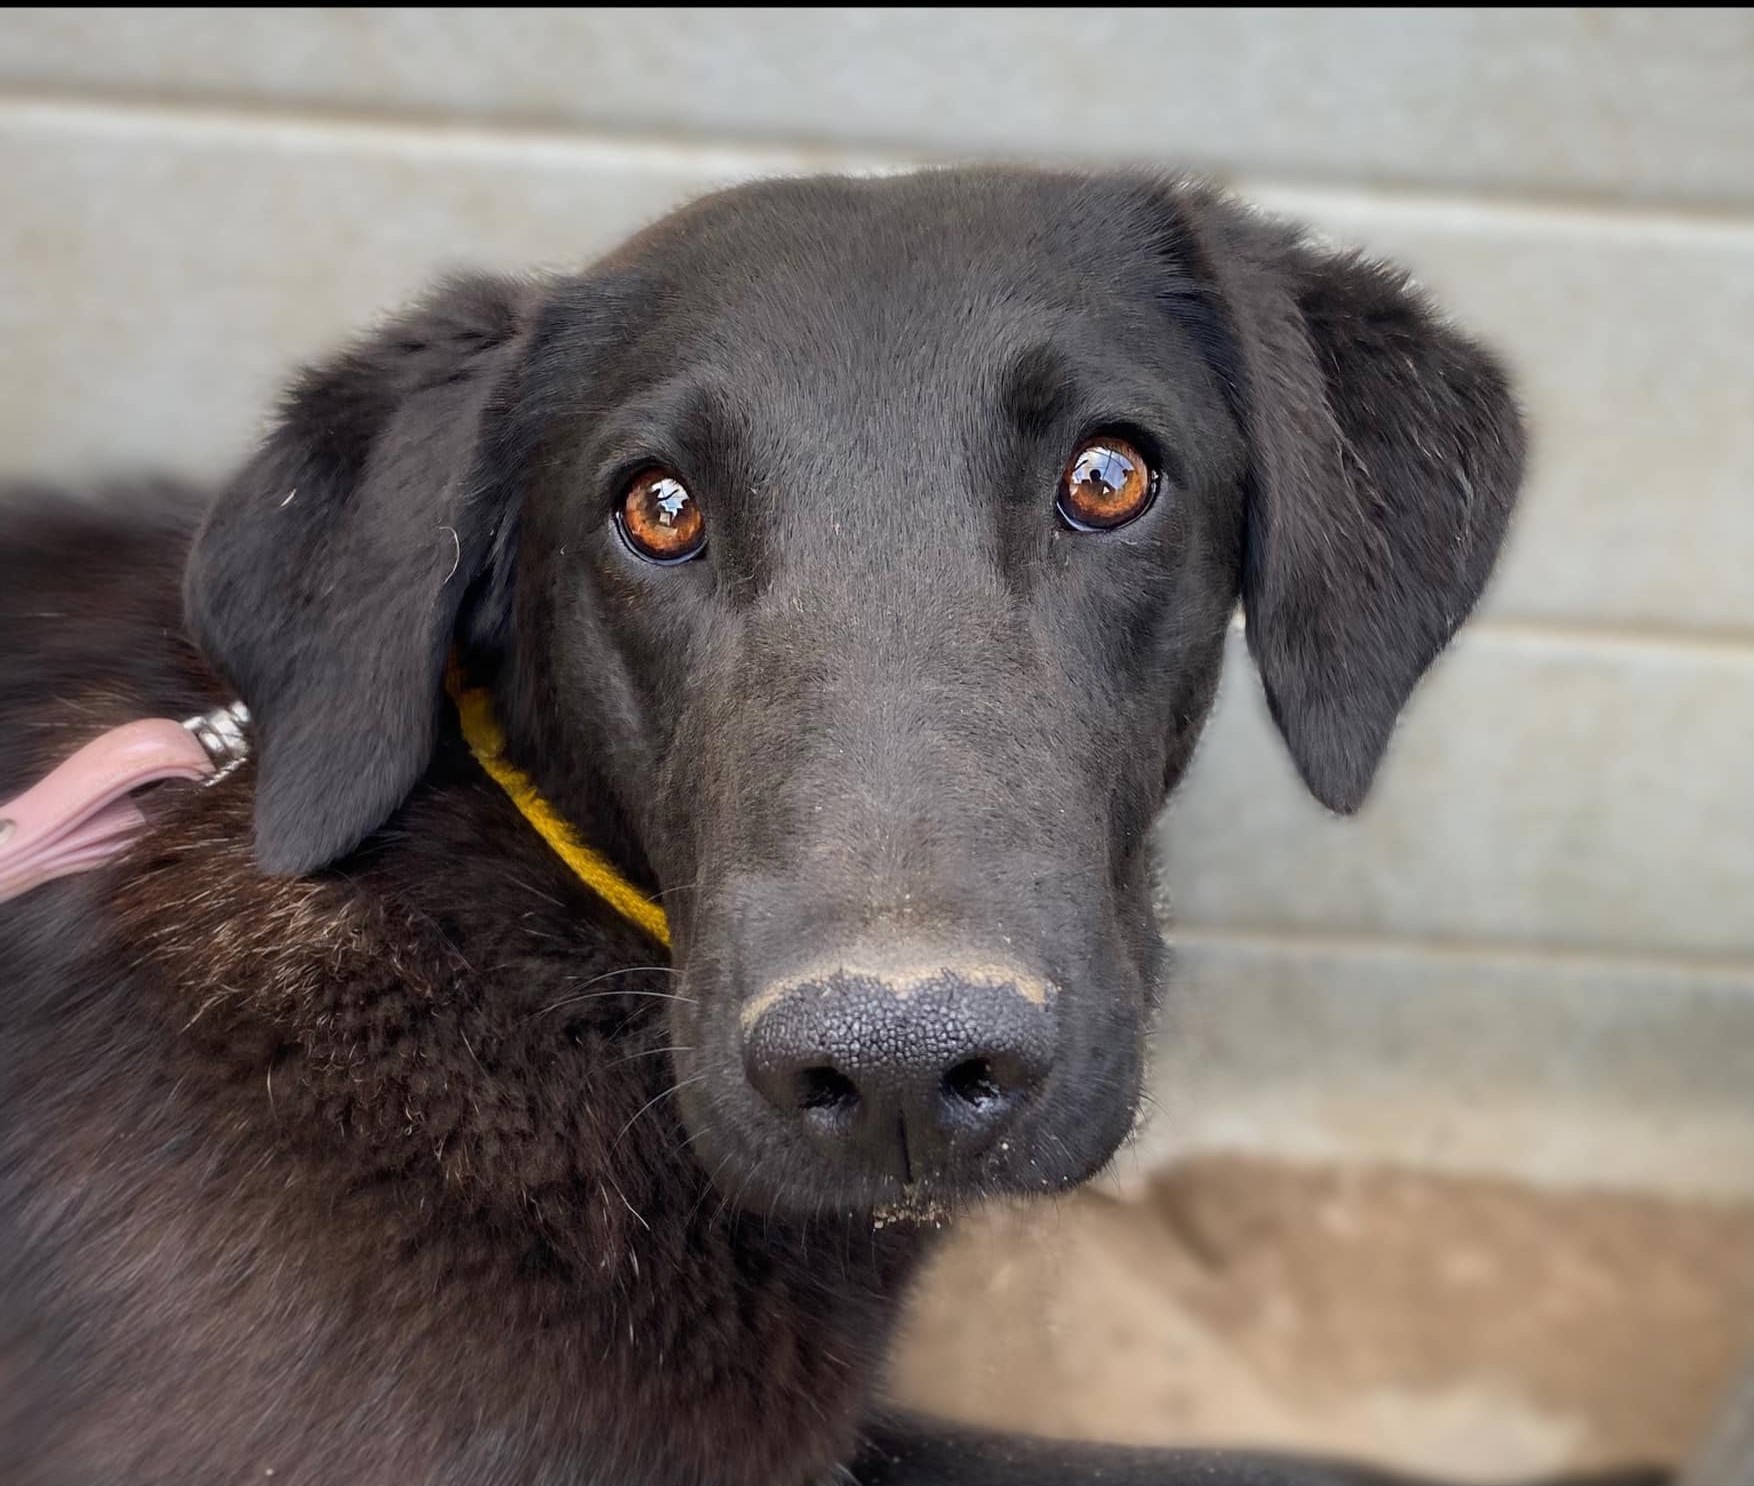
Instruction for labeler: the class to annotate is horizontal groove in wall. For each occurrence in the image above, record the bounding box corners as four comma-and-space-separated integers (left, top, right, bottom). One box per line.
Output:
1463, 618, 1754, 662
1224, 610, 1754, 666
1169, 924, 1754, 987
4, 87, 1754, 241
0, 89, 903, 175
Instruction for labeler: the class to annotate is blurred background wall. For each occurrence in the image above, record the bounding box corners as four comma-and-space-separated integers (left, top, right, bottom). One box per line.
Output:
2, 10, 1750, 1481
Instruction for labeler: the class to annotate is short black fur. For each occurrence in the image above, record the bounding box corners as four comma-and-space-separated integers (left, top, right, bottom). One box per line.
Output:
1, 169, 1627, 1486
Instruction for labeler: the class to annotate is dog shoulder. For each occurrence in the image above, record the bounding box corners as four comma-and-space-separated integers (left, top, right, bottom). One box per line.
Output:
0, 479, 223, 793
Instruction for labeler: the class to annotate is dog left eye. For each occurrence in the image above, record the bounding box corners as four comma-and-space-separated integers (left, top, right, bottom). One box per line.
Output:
617, 470, 706, 564
1056, 436, 1157, 531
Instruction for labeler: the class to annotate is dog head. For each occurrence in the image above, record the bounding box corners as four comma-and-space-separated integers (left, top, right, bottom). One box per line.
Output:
186, 169, 1523, 1215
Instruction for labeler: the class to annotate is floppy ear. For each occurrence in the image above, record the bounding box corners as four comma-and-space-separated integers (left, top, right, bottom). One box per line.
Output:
185, 274, 536, 875
1183, 191, 1526, 812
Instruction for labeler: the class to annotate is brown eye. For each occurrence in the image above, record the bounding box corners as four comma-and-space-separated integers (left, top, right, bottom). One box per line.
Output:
1057, 436, 1157, 531
617, 470, 705, 564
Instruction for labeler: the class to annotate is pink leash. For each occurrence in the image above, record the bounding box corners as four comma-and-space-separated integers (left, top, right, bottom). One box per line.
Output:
0, 702, 249, 905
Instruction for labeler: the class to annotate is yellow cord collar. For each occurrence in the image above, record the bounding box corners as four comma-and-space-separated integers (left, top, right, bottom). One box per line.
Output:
445, 663, 671, 949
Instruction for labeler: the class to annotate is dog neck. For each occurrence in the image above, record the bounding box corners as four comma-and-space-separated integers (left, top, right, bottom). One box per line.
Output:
72, 760, 929, 1482
446, 659, 671, 950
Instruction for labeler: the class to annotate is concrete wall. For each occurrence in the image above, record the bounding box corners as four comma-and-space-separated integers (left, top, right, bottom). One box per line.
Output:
3, 9, 1750, 1197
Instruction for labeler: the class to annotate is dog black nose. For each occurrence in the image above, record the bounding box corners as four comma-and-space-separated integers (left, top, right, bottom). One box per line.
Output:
741, 962, 1055, 1181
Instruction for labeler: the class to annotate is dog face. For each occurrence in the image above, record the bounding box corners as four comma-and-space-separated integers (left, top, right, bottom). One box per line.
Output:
187, 169, 1523, 1216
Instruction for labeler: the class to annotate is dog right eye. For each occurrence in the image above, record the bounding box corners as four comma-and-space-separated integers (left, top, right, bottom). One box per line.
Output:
616, 470, 706, 564
1056, 435, 1158, 532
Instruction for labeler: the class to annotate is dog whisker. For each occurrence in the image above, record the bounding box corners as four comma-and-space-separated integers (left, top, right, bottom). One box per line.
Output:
612, 1074, 705, 1152
609, 1044, 694, 1068
530, 973, 695, 1021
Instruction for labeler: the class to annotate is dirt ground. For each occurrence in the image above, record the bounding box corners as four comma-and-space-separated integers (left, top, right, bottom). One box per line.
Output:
889, 1156, 1754, 1483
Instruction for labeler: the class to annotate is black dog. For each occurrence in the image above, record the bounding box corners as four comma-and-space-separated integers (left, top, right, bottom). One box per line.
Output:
2, 167, 1630, 1486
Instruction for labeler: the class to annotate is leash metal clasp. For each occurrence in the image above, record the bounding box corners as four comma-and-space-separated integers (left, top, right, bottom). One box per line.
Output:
181, 700, 252, 784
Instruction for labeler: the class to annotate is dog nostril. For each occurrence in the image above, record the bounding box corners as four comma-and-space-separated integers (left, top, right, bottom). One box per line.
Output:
795, 1066, 860, 1114
943, 1057, 1003, 1110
